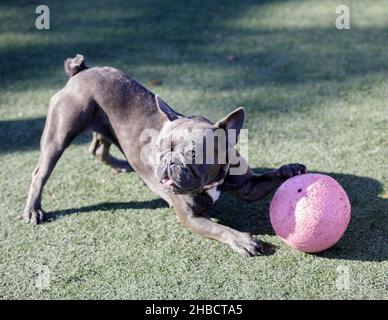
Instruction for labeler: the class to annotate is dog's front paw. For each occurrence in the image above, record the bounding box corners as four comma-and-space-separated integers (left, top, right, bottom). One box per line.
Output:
229, 233, 264, 257
278, 163, 307, 180
23, 207, 47, 225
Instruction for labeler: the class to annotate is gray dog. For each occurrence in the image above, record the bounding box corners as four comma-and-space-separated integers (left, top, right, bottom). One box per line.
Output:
23, 55, 306, 257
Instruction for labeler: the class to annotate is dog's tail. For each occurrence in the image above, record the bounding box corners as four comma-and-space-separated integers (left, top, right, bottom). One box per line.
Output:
64, 54, 87, 77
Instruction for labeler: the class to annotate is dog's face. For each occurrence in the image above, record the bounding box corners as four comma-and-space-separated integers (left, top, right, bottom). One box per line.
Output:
154, 96, 245, 194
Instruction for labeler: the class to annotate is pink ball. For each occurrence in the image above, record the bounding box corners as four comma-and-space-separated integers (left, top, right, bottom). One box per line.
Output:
270, 173, 351, 253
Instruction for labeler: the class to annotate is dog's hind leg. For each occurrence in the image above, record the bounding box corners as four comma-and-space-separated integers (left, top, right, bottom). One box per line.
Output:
88, 132, 133, 173
23, 93, 91, 224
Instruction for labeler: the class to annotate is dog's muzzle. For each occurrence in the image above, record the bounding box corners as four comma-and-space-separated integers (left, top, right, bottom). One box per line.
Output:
156, 152, 201, 193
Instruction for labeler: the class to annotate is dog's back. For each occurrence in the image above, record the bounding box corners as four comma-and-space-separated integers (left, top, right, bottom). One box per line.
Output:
62, 55, 156, 121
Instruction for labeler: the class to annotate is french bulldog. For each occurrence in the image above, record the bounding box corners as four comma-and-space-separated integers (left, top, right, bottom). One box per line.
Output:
23, 54, 306, 257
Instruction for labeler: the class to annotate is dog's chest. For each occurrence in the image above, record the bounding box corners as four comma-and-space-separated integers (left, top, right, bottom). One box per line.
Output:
205, 187, 221, 203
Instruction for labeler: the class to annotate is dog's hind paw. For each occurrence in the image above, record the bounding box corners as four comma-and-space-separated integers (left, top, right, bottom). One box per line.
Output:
23, 208, 47, 225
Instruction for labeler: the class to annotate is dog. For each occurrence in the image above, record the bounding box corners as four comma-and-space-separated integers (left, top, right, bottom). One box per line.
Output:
23, 54, 306, 257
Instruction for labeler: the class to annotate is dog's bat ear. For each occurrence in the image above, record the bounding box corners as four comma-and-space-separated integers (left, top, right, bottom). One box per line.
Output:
214, 107, 245, 138
155, 95, 181, 121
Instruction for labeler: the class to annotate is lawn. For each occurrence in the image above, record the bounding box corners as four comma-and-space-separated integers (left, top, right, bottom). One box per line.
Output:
0, 0, 387, 299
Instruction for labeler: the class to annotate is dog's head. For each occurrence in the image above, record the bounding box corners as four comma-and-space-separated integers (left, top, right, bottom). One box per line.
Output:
154, 96, 245, 194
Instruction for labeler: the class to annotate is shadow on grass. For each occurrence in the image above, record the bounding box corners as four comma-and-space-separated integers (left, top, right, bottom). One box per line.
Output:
0, 117, 90, 154
48, 198, 168, 221
0, 117, 45, 153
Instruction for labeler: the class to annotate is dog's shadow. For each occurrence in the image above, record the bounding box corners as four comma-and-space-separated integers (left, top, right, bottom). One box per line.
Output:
49, 198, 168, 220
49, 168, 387, 262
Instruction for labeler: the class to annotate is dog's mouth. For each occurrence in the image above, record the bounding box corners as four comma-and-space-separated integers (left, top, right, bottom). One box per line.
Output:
157, 162, 207, 194
160, 175, 186, 194
161, 176, 174, 186
159, 172, 194, 194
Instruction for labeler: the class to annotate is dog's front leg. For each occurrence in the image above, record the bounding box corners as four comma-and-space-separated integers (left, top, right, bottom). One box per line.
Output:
171, 195, 263, 257
227, 163, 307, 202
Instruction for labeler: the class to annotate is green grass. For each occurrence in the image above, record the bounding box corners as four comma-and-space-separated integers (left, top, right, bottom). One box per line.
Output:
0, 0, 387, 299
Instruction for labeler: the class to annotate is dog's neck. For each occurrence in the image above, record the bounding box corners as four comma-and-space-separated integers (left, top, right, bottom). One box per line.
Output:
205, 186, 221, 203
203, 163, 229, 203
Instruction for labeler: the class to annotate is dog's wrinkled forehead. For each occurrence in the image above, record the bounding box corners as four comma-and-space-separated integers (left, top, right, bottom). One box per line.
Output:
157, 117, 214, 150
